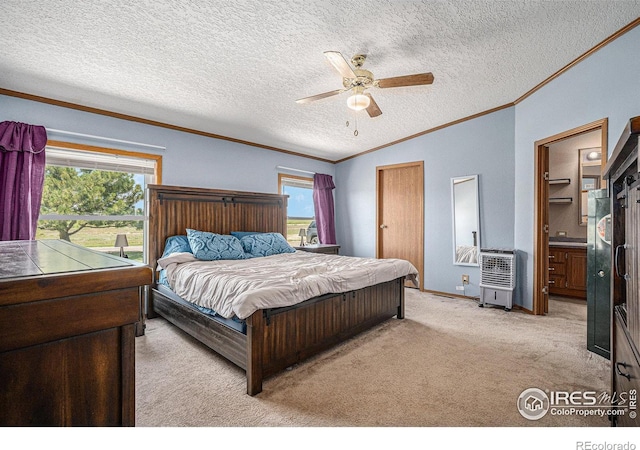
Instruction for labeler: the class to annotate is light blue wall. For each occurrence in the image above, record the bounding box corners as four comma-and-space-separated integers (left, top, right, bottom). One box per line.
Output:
3, 22, 638, 308
335, 107, 516, 298
0, 94, 335, 193
513, 25, 640, 310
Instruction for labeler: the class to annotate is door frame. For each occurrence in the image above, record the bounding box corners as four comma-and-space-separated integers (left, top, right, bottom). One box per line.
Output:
376, 161, 424, 290
533, 118, 608, 315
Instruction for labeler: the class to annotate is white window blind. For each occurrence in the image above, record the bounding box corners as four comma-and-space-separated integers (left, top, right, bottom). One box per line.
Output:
46, 147, 156, 175
280, 176, 313, 190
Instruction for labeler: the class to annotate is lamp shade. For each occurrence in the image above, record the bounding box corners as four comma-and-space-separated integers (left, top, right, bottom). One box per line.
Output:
298, 228, 306, 237
114, 234, 129, 248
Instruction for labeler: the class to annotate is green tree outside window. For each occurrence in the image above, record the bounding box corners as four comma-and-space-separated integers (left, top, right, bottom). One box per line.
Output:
38, 167, 144, 242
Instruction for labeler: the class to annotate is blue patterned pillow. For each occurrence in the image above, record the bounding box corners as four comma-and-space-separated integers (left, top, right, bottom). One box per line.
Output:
240, 232, 296, 257
161, 235, 192, 257
230, 231, 263, 239
186, 229, 246, 261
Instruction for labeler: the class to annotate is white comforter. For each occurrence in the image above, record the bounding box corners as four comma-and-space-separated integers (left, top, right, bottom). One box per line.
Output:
157, 250, 419, 320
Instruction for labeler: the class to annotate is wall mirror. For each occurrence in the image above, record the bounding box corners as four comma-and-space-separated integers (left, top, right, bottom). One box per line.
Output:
451, 175, 480, 266
579, 147, 602, 226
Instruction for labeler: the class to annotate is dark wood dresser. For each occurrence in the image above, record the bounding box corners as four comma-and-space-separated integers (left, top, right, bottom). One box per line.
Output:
0, 239, 152, 426
604, 116, 640, 427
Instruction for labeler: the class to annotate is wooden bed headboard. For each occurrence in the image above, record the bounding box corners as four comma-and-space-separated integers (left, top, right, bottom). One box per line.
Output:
147, 184, 288, 278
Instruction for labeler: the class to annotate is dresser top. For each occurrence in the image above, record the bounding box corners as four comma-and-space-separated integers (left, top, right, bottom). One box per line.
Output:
0, 239, 136, 280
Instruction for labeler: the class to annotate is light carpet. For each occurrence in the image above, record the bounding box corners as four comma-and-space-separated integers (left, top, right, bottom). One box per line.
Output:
135, 289, 611, 427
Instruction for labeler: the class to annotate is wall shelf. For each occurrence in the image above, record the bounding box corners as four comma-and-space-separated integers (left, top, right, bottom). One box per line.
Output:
549, 178, 571, 185
550, 197, 573, 203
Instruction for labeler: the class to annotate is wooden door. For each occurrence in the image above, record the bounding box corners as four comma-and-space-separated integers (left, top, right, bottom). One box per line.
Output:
376, 161, 424, 289
534, 144, 550, 314
533, 118, 607, 315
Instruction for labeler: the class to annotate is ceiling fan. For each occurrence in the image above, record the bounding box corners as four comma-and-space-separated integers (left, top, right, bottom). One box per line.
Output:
296, 51, 434, 118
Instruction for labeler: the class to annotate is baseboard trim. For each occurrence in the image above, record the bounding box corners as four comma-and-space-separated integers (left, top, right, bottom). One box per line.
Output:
424, 289, 478, 301
424, 289, 534, 314
512, 304, 534, 315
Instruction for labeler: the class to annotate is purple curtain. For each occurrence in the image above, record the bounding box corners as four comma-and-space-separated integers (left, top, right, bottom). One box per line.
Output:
312, 173, 336, 244
0, 121, 47, 241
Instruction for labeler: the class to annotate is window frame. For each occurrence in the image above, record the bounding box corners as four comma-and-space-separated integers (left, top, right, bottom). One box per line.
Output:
278, 173, 315, 245
278, 173, 313, 195
39, 140, 163, 263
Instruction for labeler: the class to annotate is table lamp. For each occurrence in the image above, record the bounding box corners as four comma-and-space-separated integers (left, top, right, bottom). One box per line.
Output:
114, 234, 129, 258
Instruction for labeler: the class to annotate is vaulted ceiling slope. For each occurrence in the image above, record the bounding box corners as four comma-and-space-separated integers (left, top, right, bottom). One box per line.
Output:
1, 1, 640, 161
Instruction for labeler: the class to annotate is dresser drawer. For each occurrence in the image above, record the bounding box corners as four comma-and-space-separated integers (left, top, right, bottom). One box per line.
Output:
549, 275, 566, 289
549, 262, 565, 276
548, 249, 566, 263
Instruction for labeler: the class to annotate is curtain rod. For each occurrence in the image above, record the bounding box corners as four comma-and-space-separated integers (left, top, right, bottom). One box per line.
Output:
47, 128, 166, 151
276, 165, 316, 175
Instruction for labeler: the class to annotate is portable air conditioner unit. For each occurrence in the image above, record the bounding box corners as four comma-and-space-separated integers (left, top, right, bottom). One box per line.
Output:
479, 249, 516, 311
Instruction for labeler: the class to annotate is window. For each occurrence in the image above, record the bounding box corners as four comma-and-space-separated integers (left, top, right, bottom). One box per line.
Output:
278, 174, 315, 246
36, 142, 162, 263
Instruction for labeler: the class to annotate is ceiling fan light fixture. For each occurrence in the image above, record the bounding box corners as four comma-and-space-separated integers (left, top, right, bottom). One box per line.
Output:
347, 88, 370, 111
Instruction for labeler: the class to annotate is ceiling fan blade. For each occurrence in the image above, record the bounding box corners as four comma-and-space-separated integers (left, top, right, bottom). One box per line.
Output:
296, 89, 344, 104
365, 93, 382, 117
377, 72, 434, 88
324, 51, 356, 79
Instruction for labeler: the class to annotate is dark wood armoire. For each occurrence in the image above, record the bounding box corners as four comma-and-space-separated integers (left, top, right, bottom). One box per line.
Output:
603, 116, 640, 427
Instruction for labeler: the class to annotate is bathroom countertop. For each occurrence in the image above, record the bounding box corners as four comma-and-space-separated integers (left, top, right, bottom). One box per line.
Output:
549, 238, 587, 248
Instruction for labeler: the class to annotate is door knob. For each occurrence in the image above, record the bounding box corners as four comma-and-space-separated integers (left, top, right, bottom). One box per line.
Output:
597, 270, 605, 278
380, 224, 388, 229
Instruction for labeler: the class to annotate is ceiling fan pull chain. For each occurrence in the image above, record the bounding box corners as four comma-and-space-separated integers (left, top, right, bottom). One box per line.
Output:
345, 110, 359, 136
354, 113, 359, 137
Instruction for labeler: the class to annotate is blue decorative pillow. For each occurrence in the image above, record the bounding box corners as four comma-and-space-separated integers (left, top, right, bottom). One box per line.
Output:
186, 229, 246, 261
230, 231, 263, 239
161, 235, 192, 257
157, 269, 169, 287
240, 232, 296, 257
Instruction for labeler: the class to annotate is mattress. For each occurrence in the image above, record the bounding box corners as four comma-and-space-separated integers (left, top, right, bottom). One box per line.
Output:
158, 250, 419, 320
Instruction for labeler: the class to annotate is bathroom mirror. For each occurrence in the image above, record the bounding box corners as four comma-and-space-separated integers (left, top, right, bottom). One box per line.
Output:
579, 147, 602, 226
451, 175, 480, 266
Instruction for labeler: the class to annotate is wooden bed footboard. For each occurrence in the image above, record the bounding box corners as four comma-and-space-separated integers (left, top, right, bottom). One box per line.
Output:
151, 277, 405, 395
246, 277, 405, 395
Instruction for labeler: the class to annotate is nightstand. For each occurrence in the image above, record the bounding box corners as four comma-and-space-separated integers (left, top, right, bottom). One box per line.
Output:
294, 244, 340, 255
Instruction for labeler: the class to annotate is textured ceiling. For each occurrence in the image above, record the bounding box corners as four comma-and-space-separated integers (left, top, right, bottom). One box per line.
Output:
1, 1, 639, 161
